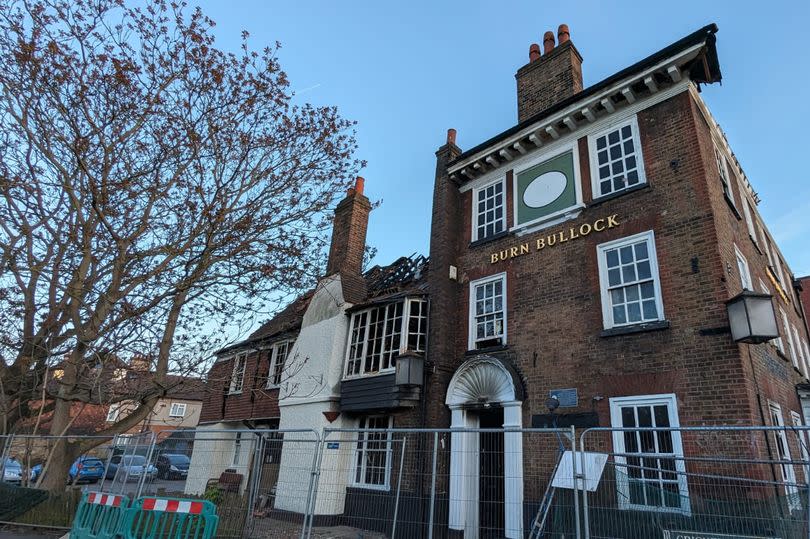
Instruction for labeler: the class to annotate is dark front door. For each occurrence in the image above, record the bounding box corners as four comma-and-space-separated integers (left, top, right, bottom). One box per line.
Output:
479, 407, 505, 538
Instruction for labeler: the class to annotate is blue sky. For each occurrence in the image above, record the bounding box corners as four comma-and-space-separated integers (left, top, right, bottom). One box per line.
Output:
200, 0, 810, 278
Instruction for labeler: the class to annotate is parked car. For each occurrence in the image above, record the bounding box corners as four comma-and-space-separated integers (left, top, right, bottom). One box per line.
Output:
68, 456, 105, 484
105, 455, 157, 482
2, 458, 22, 485
154, 453, 190, 480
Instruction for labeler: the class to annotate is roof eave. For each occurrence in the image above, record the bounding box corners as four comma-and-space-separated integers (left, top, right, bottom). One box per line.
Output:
447, 24, 721, 179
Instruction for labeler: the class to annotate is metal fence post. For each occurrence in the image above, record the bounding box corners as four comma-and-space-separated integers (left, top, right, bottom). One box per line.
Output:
0, 434, 13, 484
244, 432, 265, 538
391, 436, 407, 539
427, 431, 438, 539
571, 425, 581, 539
98, 434, 119, 492
136, 431, 157, 498
303, 430, 325, 539
580, 430, 590, 539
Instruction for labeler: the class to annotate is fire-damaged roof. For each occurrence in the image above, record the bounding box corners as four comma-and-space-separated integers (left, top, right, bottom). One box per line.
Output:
218, 254, 429, 355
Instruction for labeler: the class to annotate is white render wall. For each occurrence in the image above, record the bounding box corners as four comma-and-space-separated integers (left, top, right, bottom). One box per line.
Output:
275, 274, 358, 515
184, 422, 256, 496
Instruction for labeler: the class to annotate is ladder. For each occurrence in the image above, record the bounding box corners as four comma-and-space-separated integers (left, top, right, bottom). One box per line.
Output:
528, 448, 565, 539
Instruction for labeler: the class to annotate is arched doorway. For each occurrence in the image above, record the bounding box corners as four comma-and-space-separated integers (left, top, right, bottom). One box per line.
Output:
445, 356, 524, 539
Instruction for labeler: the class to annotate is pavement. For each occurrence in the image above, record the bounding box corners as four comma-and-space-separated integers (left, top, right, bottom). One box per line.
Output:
0, 527, 66, 539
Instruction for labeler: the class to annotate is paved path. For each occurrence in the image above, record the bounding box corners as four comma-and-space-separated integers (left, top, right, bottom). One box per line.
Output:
0, 527, 65, 538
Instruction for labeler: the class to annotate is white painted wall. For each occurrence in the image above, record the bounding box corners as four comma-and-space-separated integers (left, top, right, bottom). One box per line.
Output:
184, 423, 256, 496
275, 274, 358, 515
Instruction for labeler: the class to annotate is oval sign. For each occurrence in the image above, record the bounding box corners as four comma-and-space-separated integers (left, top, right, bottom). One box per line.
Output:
523, 170, 567, 208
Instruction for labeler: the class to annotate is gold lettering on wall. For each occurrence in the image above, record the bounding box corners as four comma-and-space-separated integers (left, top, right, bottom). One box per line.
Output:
488, 214, 620, 264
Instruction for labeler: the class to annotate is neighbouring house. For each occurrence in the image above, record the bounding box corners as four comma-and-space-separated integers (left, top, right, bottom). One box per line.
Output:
104, 374, 205, 437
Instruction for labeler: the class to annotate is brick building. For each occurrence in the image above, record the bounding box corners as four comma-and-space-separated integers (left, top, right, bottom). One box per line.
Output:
192, 22, 810, 538
399, 22, 810, 537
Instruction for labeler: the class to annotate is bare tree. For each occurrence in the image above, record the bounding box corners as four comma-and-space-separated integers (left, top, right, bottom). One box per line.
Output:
0, 0, 360, 490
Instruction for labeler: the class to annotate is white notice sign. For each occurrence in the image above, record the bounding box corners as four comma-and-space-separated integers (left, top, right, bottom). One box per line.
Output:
550, 451, 608, 492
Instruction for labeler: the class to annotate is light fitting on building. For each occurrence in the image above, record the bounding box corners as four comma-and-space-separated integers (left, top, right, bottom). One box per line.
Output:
726, 291, 779, 344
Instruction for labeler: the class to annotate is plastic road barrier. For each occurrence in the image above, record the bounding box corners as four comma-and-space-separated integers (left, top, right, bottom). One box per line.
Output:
70, 491, 130, 539
121, 496, 219, 539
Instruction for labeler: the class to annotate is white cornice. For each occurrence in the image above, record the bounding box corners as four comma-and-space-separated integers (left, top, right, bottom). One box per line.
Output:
449, 43, 704, 178
459, 79, 690, 194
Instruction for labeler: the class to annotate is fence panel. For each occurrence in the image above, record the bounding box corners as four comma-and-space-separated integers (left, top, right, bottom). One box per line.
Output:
580, 426, 810, 539
0, 434, 118, 528
304, 427, 578, 539
138, 428, 320, 539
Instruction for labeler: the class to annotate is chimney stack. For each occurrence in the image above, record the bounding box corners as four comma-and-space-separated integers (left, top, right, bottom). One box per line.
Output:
516, 23, 583, 123
325, 176, 371, 278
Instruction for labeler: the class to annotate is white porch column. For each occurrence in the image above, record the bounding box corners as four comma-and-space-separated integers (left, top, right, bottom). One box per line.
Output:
503, 402, 524, 539
449, 407, 466, 531
463, 411, 479, 539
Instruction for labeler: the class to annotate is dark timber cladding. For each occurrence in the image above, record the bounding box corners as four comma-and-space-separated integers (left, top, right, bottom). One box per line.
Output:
339, 374, 420, 412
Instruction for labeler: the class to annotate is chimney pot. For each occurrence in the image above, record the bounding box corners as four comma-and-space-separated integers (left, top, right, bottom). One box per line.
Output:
557, 24, 570, 44
529, 43, 541, 62
354, 176, 364, 196
446, 128, 457, 146
543, 31, 555, 54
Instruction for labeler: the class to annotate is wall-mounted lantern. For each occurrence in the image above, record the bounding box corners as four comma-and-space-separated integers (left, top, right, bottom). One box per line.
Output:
395, 352, 424, 386
726, 291, 779, 344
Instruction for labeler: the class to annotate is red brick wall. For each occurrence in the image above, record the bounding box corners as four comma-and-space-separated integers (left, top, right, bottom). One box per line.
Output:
420, 89, 808, 447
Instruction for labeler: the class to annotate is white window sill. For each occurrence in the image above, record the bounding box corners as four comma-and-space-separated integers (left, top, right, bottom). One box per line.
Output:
350, 482, 390, 492
342, 369, 396, 382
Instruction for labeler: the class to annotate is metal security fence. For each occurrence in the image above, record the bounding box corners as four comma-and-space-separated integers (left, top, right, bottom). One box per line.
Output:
2, 425, 810, 538
579, 426, 810, 539
308, 428, 579, 539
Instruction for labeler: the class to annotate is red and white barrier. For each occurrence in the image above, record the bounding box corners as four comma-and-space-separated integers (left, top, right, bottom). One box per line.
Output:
87, 492, 125, 507
141, 498, 204, 514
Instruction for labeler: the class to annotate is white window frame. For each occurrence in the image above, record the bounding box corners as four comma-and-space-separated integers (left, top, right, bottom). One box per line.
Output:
713, 142, 736, 208
468, 272, 507, 350
792, 325, 809, 378
229, 353, 247, 394
472, 177, 506, 242
106, 403, 121, 422
588, 115, 647, 199
511, 143, 584, 232
741, 196, 758, 244
168, 402, 187, 418
790, 410, 810, 484
232, 432, 242, 467
596, 230, 665, 330
609, 393, 690, 514
267, 340, 292, 388
760, 279, 784, 353
352, 415, 393, 490
782, 308, 798, 368
768, 401, 801, 511
734, 244, 752, 291
343, 298, 428, 379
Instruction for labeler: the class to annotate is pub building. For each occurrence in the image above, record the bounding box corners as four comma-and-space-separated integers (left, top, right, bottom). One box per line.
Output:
412, 22, 810, 537
188, 22, 810, 539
